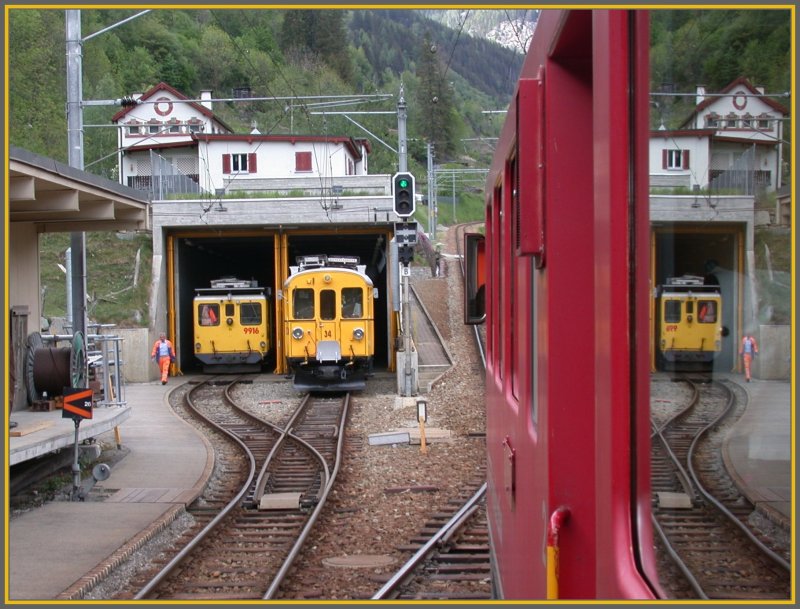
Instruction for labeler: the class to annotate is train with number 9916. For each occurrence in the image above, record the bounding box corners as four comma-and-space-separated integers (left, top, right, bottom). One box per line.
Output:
464, 9, 666, 601
192, 277, 272, 373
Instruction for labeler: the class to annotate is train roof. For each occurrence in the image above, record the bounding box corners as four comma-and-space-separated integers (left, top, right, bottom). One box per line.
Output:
659, 275, 720, 294
287, 254, 370, 280
194, 277, 269, 297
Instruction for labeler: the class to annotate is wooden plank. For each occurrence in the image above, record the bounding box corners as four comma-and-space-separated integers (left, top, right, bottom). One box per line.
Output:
9, 420, 55, 437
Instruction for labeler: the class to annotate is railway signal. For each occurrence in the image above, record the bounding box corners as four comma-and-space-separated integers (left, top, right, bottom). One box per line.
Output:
392, 172, 415, 217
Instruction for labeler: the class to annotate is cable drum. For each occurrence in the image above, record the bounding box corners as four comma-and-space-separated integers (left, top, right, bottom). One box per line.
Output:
24, 331, 87, 404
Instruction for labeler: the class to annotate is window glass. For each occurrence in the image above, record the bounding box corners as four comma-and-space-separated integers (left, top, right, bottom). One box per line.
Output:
199, 304, 219, 326
342, 288, 363, 318
320, 289, 336, 320
664, 300, 681, 323
293, 289, 314, 319
240, 302, 262, 325
698, 300, 717, 323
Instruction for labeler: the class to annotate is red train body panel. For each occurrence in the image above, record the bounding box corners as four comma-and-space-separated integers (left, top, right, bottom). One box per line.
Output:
477, 10, 661, 600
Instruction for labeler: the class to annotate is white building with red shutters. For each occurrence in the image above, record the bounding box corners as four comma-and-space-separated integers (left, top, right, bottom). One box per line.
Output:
111, 82, 376, 199
649, 77, 788, 194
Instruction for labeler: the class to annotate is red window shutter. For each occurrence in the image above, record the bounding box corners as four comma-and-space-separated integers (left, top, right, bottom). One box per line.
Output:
682, 150, 690, 169
662, 149, 668, 169
222, 154, 231, 174
248, 153, 257, 173
296, 151, 312, 172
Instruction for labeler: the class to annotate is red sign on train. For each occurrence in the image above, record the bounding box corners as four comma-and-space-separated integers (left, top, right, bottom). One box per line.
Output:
62, 387, 93, 420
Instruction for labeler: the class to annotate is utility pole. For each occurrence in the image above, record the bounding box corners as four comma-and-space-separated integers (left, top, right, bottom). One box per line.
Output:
65, 10, 86, 339
398, 83, 408, 172
426, 142, 436, 239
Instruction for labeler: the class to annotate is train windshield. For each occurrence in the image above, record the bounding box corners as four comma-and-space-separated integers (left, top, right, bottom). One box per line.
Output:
342, 288, 363, 318
199, 304, 219, 326
240, 302, 262, 325
293, 289, 314, 319
664, 300, 681, 323
698, 301, 717, 323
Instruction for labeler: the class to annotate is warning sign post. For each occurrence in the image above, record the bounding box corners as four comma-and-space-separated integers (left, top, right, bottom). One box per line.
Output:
62, 387, 93, 499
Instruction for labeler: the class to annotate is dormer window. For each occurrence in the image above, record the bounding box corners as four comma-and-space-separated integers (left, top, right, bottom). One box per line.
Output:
725, 113, 738, 128
741, 114, 753, 129
149, 123, 161, 135
705, 112, 720, 128
128, 124, 141, 135
757, 114, 772, 130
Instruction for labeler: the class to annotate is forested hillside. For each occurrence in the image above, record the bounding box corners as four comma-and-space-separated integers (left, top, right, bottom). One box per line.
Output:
8, 8, 791, 179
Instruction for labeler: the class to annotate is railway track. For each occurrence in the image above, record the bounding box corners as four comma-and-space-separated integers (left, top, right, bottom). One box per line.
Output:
651, 377, 790, 600
125, 378, 349, 601
371, 475, 491, 600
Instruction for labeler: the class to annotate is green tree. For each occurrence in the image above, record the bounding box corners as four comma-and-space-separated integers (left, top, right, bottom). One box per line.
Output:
414, 33, 457, 159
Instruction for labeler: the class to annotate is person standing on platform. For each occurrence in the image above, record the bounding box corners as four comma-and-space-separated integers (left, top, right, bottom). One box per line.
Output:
739, 334, 758, 382
151, 332, 176, 385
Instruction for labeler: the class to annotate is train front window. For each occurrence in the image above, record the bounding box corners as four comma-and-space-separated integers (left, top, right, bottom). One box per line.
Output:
664, 300, 681, 323
342, 288, 363, 318
199, 304, 219, 326
320, 289, 336, 320
240, 302, 262, 325
698, 300, 717, 323
294, 289, 314, 319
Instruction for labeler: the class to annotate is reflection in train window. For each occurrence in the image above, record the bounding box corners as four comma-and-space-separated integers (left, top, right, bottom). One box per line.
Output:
664, 300, 681, 323
698, 300, 717, 323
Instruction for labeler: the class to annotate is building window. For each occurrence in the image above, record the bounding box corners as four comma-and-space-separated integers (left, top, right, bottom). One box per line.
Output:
296, 151, 312, 172
127, 124, 141, 135
725, 113, 738, 128
757, 114, 772, 130
169, 123, 181, 133
663, 149, 690, 170
222, 153, 257, 175
149, 123, 161, 135
741, 114, 753, 129
189, 123, 202, 133
705, 113, 720, 128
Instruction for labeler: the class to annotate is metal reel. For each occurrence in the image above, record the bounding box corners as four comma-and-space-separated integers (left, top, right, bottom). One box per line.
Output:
70, 330, 87, 388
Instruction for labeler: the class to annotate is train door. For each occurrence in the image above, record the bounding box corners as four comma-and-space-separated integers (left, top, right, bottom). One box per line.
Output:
316, 287, 340, 361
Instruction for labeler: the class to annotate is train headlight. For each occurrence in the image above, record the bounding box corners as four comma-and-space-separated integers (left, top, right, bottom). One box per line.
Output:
292, 327, 304, 340
226, 317, 233, 326
353, 327, 365, 340
260, 341, 267, 349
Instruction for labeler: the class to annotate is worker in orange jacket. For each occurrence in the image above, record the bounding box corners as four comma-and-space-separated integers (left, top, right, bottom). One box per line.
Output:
151, 332, 176, 385
739, 334, 758, 382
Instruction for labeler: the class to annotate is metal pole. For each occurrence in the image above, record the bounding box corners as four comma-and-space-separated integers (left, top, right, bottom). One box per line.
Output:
66, 10, 87, 339
403, 272, 412, 396
71, 419, 81, 498
398, 84, 407, 172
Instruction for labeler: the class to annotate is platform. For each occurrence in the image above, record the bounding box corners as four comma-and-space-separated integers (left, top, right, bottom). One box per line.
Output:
722, 377, 792, 527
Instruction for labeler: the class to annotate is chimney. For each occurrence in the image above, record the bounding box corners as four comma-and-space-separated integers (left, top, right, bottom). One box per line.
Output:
696, 85, 706, 107
200, 90, 213, 111
755, 86, 765, 96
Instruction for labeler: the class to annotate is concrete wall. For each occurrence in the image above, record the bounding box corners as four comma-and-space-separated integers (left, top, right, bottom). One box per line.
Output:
755, 325, 791, 380
115, 328, 156, 383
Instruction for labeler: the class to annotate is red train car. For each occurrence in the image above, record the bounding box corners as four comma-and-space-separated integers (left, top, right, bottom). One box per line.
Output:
465, 9, 663, 600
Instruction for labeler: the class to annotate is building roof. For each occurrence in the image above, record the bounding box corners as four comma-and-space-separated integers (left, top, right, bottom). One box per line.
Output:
8, 146, 150, 232
193, 133, 371, 159
110, 81, 235, 133
680, 77, 789, 129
